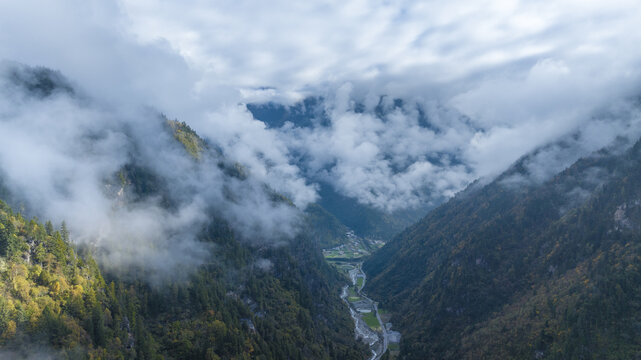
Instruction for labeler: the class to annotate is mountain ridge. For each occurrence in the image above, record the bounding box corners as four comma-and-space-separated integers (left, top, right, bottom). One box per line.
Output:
364, 135, 641, 359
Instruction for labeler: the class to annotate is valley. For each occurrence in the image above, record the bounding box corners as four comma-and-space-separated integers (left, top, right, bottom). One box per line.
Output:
1, 3, 639, 356
325, 232, 401, 359
322, 230, 385, 261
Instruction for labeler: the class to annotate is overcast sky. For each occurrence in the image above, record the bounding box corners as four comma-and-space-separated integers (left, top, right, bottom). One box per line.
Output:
1, 0, 641, 213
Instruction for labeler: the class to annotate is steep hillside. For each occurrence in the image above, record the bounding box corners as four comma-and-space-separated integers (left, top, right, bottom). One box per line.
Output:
0, 64, 367, 359
0, 199, 149, 359
100, 120, 368, 360
304, 203, 349, 248
0, 195, 367, 359
315, 183, 426, 242
364, 139, 641, 359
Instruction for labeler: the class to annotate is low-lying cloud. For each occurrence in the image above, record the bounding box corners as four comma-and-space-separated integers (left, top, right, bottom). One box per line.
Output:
0, 0, 640, 275
0, 63, 308, 282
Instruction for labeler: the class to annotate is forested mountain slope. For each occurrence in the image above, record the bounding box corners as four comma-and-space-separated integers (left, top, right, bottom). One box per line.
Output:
364, 138, 641, 359
0, 195, 366, 359
0, 64, 367, 360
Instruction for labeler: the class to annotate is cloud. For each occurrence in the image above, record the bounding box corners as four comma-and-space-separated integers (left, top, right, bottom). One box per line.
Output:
0, 0, 640, 238
0, 63, 309, 283
117, 0, 641, 94
115, 0, 641, 211
198, 104, 318, 209
254, 258, 273, 272
0, 348, 59, 360
264, 85, 474, 211
0, 66, 210, 282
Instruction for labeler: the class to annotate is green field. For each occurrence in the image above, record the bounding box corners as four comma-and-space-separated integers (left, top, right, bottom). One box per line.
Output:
322, 236, 385, 261
361, 312, 380, 330
323, 251, 363, 259
328, 262, 353, 275
356, 277, 364, 288
378, 307, 392, 323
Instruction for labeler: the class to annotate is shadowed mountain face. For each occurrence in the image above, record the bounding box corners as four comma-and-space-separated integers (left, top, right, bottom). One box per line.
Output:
6, 65, 75, 98
364, 137, 641, 359
314, 181, 427, 241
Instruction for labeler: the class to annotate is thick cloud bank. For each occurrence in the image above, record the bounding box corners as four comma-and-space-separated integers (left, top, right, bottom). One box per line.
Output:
117, 0, 641, 210
0, 0, 640, 265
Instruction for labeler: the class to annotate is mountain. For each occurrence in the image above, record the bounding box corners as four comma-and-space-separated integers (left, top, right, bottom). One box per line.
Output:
248, 99, 433, 243
364, 137, 641, 359
314, 183, 427, 242
246, 97, 328, 130
0, 64, 367, 359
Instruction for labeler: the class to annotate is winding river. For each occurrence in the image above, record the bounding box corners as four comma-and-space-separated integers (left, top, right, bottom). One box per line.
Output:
339, 262, 400, 360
